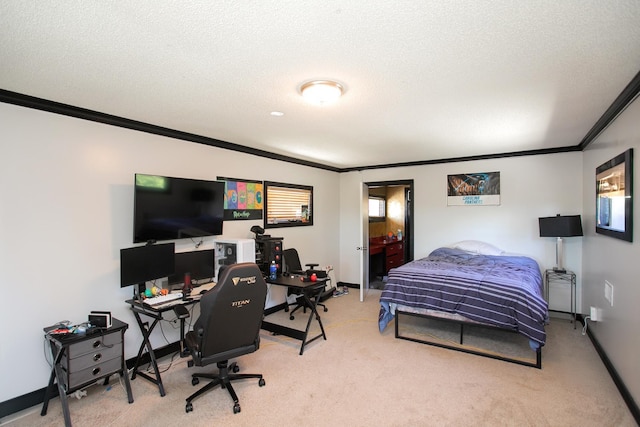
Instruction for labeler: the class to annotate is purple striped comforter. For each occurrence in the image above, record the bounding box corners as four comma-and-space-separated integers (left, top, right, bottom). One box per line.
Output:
379, 247, 548, 346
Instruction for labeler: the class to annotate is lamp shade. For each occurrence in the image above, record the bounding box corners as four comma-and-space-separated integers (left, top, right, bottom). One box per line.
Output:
538, 215, 583, 237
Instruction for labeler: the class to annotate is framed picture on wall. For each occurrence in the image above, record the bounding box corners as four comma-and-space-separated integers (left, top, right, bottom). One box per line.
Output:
447, 172, 501, 206
217, 177, 264, 221
263, 181, 313, 228
595, 149, 633, 242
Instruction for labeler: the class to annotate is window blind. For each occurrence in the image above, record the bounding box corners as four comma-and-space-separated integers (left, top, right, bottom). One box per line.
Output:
267, 186, 311, 222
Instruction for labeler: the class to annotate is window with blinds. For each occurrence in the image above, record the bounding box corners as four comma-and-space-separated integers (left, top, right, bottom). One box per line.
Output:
264, 181, 313, 228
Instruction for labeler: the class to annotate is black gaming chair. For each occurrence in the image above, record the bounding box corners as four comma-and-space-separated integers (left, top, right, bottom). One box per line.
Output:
184, 262, 267, 414
282, 248, 330, 320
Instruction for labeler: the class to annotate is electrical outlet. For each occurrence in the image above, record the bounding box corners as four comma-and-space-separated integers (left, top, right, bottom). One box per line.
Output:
605, 280, 614, 306
590, 306, 599, 321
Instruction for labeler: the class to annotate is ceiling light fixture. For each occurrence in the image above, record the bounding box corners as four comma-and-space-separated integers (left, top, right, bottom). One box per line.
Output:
300, 80, 344, 104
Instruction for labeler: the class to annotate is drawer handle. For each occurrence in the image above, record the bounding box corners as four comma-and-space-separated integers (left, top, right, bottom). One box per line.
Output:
92, 340, 102, 348
93, 353, 102, 362
92, 367, 101, 376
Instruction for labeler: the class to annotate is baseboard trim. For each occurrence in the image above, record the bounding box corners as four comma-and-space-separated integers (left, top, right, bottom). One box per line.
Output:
580, 315, 640, 424
0, 341, 181, 419
0, 389, 44, 420
338, 281, 359, 289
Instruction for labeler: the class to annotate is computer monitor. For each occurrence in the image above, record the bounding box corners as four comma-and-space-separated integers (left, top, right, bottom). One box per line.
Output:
120, 242, 175, 295
168, 249, 215, 287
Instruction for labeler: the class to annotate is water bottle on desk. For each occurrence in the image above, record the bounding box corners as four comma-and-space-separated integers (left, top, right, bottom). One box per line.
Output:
269, 261, 277, 280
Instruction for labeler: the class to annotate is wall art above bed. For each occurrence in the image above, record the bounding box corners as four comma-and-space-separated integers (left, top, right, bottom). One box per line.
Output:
447, 172, 500, 206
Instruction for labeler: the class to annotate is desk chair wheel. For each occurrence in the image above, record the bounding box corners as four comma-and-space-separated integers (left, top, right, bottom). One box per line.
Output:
186, 402, 193, 413
234, 403, 241, 414
290, 314, 295, 320
192, 377, 199, 386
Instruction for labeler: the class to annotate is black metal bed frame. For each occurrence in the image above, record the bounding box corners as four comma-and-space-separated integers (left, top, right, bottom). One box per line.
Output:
394, 309, 542, 369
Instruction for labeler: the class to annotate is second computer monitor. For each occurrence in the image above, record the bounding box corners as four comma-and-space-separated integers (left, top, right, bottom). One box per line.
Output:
121, 242, 176, 289
169, 249, 215, 286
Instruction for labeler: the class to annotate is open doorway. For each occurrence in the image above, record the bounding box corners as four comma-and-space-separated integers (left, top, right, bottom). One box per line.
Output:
362, 180, 414, 294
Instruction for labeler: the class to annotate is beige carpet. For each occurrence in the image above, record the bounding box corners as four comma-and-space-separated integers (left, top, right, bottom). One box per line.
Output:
3, 289, 635, 427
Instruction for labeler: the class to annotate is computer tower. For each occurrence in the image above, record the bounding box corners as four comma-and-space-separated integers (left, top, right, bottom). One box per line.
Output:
254, 236, 283, 277
213, 238, 256, 282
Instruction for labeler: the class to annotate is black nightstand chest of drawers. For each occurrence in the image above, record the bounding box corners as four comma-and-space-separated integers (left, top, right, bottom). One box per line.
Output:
41, 318, 133, 426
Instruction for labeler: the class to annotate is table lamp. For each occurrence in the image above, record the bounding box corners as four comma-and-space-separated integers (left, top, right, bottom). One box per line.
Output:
538, 214, 583, 273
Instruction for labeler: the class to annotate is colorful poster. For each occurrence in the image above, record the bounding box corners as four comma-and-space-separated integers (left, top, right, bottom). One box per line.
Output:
447, 172, 500, 206
226, 181, 238, 210
246, 182, 256, 208
237, 181, 247, 209
218, 177, 263, 220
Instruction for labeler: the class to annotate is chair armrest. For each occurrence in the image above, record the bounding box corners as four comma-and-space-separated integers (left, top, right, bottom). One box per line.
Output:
173, 305, 190, 320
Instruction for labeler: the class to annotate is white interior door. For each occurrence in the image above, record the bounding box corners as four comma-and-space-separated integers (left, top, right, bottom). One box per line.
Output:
359, 182, 369, 302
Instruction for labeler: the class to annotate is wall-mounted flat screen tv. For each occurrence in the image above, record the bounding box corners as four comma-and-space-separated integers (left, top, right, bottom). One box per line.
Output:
133, 174, 225, 243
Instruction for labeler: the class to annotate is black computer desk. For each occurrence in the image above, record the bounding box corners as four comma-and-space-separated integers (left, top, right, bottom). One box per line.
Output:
263, 275, 328, 355
126, 275, 327, 398
126, 294, 201, 396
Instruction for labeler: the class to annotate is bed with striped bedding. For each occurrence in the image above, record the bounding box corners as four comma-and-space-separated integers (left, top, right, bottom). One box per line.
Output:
379, 247, 548, 349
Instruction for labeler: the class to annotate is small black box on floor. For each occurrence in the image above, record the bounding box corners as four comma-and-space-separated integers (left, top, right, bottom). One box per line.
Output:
320, 287, 336, 302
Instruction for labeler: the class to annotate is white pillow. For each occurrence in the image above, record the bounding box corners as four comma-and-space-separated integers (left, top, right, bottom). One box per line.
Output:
450, 240, 505, 256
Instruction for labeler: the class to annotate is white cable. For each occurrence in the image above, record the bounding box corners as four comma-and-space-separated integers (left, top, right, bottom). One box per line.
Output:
43, 336, 54, 368
582, 316, 591, 335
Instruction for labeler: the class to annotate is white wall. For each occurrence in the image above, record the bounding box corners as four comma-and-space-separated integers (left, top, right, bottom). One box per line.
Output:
0, 103, 340, 402
339, 153, 584, 309
7, 95, 635, 409
582, 97, 640, 406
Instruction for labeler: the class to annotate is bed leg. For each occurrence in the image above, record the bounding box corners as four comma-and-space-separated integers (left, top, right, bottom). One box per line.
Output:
394, 312, 399, 338
459, 323, 464, 345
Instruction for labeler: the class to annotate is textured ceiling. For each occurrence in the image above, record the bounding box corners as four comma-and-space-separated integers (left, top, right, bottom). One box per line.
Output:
1, 1, 640, 169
